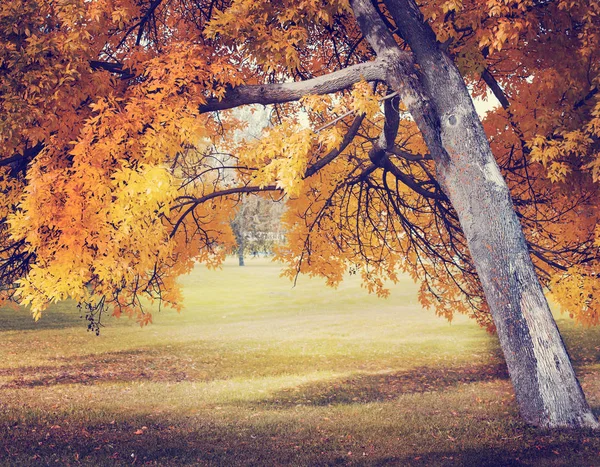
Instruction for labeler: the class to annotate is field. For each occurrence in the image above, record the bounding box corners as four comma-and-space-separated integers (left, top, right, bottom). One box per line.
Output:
1, 257, 600, 466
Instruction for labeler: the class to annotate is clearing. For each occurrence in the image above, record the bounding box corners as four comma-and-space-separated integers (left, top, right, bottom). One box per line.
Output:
1, 257, 600, 465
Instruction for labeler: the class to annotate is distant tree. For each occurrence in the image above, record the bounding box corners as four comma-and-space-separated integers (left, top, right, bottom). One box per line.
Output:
230, 195, 285, 266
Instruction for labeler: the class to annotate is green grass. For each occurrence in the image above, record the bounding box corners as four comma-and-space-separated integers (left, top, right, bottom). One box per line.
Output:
1, 256, 600, 466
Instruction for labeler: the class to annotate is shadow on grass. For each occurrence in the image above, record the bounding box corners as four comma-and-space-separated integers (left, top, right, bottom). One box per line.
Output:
0, 349, 191, 388
1, 333, 596, 410
373, 441, 596, 467
559, 323, 600, 372
1, 340, 510, 406
0, 306, 84, 332
257, 362, 509, 408
2, 417, 600, 466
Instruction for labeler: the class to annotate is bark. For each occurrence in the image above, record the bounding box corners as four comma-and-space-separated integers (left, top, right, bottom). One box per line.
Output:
200, 60, 385, 112
376, 0, 598, 428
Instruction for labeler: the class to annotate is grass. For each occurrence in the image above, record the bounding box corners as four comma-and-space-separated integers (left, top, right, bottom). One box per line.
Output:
1, 257, 600, 466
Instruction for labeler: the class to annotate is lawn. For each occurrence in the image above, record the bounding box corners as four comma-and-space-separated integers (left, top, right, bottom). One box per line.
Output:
1, 257, 600, 466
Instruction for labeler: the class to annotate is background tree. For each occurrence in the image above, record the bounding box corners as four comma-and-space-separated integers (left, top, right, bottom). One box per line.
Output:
1, 0, 600, 428
230, 194, 285, 266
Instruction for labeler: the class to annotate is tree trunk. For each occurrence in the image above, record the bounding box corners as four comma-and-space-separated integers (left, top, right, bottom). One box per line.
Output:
238, 236, 245, 267
381, 0, 598, 428
441, 136, 598, 428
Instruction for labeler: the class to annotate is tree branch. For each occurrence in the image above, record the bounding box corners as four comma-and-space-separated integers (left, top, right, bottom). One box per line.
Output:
574, 87, 598, 109
0, 154, 24, 168
387, 146, 432, 161
481, 67, 510, 110
171, 112, 369, 235
305, 113, 365, 178
0, 143, 44, 175
182, 185, 279, 207
89, 61, 135, 80
379, 90, 400, 149
199, 60, 386, 112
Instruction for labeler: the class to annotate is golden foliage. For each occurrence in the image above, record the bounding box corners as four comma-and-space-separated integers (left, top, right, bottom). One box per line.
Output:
1, 0, 600, 331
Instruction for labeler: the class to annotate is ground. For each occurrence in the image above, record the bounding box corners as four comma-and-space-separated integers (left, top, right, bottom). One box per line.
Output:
1, 257, 600, 466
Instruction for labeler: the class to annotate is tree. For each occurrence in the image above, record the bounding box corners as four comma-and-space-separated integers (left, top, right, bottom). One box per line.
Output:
230, 194, 285, 266
1, 0, 600, 428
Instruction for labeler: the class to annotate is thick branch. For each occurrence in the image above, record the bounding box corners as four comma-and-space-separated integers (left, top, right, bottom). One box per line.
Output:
136, 0, 163, 45
89, 61, 135, 80
305, 114, 365, 178
350, 0, 402, 57
387, 146, 432, 161
0, 154, 24, 168
367, 93, 441, 200
481, 67, 510, 110
199, 60, 386, 112
574, 87, 598, 109
1, 143, 44, 176
379, 91, 400, 149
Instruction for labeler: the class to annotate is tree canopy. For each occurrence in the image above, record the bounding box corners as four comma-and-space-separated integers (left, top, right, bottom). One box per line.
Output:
2, 0, 598, 329
4, 0, 600, 428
